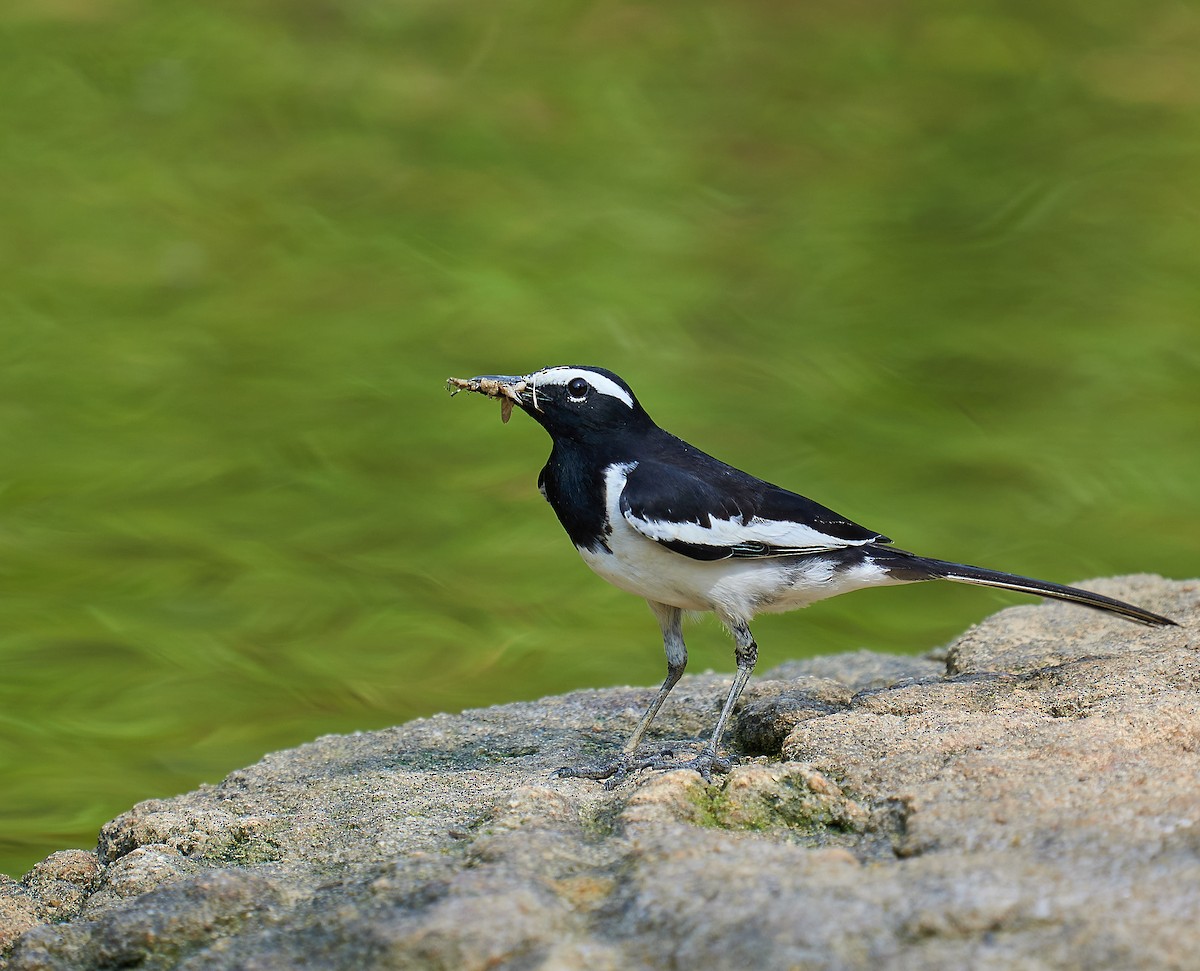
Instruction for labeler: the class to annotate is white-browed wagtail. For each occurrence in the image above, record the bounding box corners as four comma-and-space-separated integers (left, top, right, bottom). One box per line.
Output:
448, 366, 1177, 784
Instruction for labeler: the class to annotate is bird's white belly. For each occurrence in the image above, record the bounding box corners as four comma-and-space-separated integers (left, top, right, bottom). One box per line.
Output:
577, 518, 895, 622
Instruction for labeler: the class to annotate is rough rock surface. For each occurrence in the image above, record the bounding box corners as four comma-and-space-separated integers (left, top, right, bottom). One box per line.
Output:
2, 575, 1196, 971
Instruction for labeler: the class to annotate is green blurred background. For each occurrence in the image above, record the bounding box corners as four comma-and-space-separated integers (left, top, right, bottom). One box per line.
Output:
2, 0, 1197, 877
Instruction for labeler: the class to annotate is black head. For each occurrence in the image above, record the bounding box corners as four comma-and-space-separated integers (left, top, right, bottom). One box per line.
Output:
472, 366, 654, 445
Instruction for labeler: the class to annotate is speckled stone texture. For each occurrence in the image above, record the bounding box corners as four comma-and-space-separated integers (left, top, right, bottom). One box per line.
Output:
2, 575, 1195, 971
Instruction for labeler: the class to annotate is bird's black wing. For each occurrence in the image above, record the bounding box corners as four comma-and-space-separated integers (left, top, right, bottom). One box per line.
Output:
619, 461, 887, 561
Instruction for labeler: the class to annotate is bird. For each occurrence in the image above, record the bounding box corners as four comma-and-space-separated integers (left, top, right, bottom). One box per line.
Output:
447, 365, 1177, 785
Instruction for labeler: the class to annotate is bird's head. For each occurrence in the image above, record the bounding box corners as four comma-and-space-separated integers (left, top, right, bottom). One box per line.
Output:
448, 365, 652, 444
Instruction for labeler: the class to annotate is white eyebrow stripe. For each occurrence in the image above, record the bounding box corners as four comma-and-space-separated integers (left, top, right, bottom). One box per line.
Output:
531, 367, 635, 408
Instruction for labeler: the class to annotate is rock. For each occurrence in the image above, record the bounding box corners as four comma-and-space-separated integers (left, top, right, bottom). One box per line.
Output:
1, 574, 1196, 971
0, 891, 40, 956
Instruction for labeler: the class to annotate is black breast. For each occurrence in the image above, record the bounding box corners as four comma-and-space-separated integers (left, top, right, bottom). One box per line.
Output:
538, 444, 614, 553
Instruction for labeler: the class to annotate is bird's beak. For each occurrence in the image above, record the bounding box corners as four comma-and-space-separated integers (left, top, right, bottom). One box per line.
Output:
446, 373, 531, 423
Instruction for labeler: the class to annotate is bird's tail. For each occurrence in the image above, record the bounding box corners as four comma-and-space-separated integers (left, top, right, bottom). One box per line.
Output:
877, 549, 1178, 627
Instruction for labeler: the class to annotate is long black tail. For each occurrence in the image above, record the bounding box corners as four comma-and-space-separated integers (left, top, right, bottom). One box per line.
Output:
878, 549, 1178, 627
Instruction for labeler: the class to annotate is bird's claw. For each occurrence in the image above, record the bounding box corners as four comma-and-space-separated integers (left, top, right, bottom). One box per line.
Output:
638, 747, 734, 782
553, 754, 639, 789
554, 746, 734, 788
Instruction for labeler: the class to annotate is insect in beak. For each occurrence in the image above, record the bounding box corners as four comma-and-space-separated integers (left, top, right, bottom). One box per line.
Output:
446, 374, 529, 423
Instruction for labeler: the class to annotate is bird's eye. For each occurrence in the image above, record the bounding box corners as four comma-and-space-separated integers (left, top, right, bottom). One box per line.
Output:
567, 377, 590, 401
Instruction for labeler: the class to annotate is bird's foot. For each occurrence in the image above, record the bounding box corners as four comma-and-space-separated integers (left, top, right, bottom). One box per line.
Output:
553, 749, 666, 789
554, 745, 734, 788
638, 745, 734, 783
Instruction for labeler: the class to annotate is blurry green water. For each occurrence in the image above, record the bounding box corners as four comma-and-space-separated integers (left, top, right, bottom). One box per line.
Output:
1, 0, 1198, 877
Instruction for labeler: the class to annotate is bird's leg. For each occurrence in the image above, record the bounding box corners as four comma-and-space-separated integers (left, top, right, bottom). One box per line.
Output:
554, 601, 686, 787
650, 617, 756, 781
618, 602, 688, 758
